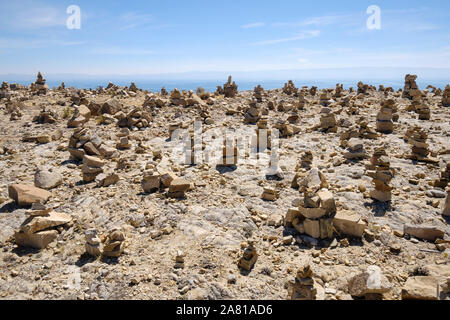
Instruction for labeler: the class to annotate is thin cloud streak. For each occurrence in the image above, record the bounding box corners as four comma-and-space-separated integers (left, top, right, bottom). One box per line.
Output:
252, 30, 320, 45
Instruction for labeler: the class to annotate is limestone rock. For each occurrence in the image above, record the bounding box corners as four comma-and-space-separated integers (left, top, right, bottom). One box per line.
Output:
8, 184, 52, 207
34, 167, 63, 190
401, 276, 439, 300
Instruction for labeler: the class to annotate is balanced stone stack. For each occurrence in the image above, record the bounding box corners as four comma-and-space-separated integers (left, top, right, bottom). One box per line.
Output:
117, 107, 152, 129
319, 92, 333, 107
15, 206, 71, 249
288, 264, 317, 300
344, 138, 367, 160
309, 86, 317, 96
300, 151, 313, 170
382, 99, 399, 121
283, 80, 297, 95
68, 128, 116, 161
376, 103, 394, 133
434, 163, 450, 189
238, 241, 258, 271
244, 101, 261, 124
334, 83, 344, 98
170, 88, 186, 106
261, 188, 279, 201
116, 128, 131, 150
406, 126, 435, 162
403, 74, 419, 100
357, 82, 369, 94
223, 76, 238, 98
319, 107, 337, 133
33, 72, 49, 95
297, 92, 307, 110
7, 100, 22, 121
253, 85, 264, 102
102, 228, 126, 257
129, 82, 138, 92
368, 149, 394, 202
85, 229, 102, 256
67, 105, 91, 128
82, 155, 106, 183
33, 107, 58, 124
287, 168, 335, 239
0, 82, 10, 99
443, 85, 450, 107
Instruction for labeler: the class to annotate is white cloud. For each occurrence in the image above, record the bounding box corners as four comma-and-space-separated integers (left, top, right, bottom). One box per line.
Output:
252, 30, 320, 46
0, 1, 66, 29
241, 22, 265, 29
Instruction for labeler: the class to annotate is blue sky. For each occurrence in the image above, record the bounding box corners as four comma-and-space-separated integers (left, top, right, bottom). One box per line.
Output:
0, 0, 449, 77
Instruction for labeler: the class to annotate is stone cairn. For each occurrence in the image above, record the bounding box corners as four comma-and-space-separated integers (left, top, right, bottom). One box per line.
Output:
7, 100, 22, 121
253, 85, 264, 102
403, 74, 430, 119
102, 228, 126, 257
319, 92, 333, 107
288, 264, 317, 300
220, 139, 238, 167
297, 92, 307, 110
283, 80, 297, 95
367, 147, 394, 202
443, 85, 450, 107
334, 83, 344, 98
0, 82, 10, 99
261, 188, 279, 201
67, 105, 91, 128
376, 101, 394, 133
223, 76, 238, 98
117, 107, 152, 129
344, 138, 367, 160
318, 107, 337, 133
244, 100, 261, 124
85, 229, 102, 256
291, 151, 314, 189
15, 204, 71, 249
237, 241, 258, 271
405, 126, 437, 163
82, 155, 106, 184
286, 168, 335, 239
33, 107, 58, 124
116, 128, 131, 150
435, 163, 450, 189
309, 86, 317, 96
68, 128, 116, 161
32, 72, 49, 95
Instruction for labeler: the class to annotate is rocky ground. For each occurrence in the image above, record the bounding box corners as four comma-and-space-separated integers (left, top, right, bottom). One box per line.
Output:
0, 75, 449, 300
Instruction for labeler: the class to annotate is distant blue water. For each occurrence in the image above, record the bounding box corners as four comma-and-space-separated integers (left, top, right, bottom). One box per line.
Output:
3, 78, 449, 92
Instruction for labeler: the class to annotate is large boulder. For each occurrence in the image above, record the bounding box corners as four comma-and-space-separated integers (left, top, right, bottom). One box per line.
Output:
34, 167, 63, 190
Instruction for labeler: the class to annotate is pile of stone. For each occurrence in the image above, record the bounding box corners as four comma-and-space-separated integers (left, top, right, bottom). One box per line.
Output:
117, 107, 152, 129
116, 128, 131, 150
274, 120, 300, 138
68, 128, 116, 161
141, 170, 191, 198
33, 107, 58, 124
406, 126, 437, 163
288, 264, 317, 300
282, 80, 297, 95
237, 241, 258, 271
253, 85, 264, 102
309, 86, 317, 96
261, 188, 279, 201
286, 168, 335, 239
0, 82, 10, 99
318, 107, 337, 133
415, 103, 431, 120
32, 72, 49, 95
102, 228, 126, 257
443, 85, 450, 107
67, 105, 91, 128
297, 92, 307, 110
15, 204, 71, 249
244, 101, 261, 124
357, 81, 370, 95
434, 163, 450, 189
196, 106, 214, 125
22, 128, 62, 145
376, 102, 394, 133
82, 155, 106, 183
174, 251, 185, 269
344, 138, 367, 160
367, 148, 394, 202
403, 74, 420, 100
223, 76, 238, 98
6, 100, 22, 121
129, 82, 138, 92
319, 92, 333, 107
334, 83, 344, 98
143, 93, 167, 109
57, 82, 65, 91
